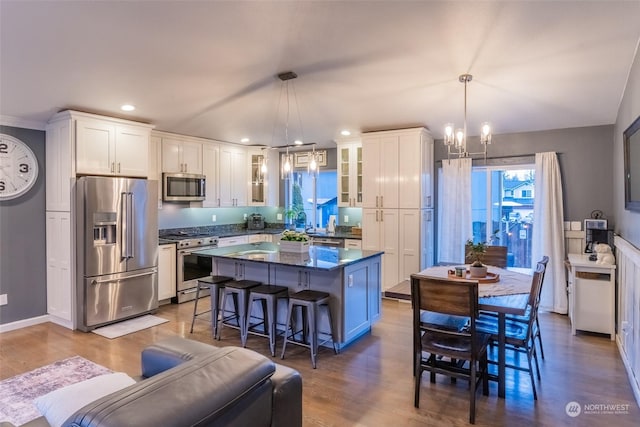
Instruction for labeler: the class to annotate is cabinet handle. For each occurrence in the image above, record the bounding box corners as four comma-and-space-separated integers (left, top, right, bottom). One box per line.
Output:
375, 210, 379, 222
110, 162, 115, 173
380, 195, 383, 208
380, 210, 383, 222
218, 198, 220, 207
427, 195, 431, 208
375, 196, 379, 208
117, 163, 121, 173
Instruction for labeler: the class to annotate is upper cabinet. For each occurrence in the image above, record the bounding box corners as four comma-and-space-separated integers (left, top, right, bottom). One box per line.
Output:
46, 110, 154, 210
336, 138, 362, 207
247, 149, 279, 206
362, 134, 399, 209
219, 144, 247, 207
362, 127, 433, 210
161, 137, 203, 174
202, 142, 220, 207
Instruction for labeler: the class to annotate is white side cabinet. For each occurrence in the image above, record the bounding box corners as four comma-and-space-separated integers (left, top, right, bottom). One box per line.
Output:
45, 211, 73, 327
158, 244, 176, 301
202, 142, 220, 207
567, 253, 616, 340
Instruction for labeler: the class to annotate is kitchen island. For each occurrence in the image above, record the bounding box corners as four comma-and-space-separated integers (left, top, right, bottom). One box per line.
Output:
194, 242, 383, 349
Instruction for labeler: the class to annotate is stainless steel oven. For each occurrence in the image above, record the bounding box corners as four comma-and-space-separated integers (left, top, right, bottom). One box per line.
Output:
164, 235, 218, 303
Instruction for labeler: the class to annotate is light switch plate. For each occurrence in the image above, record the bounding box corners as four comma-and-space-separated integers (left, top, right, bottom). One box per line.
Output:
211, 215, 217, 222
277, 213, 283, 220
344, 215, 349, 223
0, 294, 7, 306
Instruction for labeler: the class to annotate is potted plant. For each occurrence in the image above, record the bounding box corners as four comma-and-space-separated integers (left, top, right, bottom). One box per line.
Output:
465, 239, 488, 278
283, 207, 300, 230
279, 230, 310, 252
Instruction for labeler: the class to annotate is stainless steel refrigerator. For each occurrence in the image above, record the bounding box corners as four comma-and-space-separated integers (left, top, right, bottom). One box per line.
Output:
76, 176, 158, 331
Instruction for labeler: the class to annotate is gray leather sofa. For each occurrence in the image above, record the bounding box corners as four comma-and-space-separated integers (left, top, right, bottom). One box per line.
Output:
8, 337, 302, 427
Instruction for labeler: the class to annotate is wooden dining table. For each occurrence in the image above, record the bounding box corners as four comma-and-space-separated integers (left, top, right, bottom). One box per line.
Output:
411, 265, 532, 399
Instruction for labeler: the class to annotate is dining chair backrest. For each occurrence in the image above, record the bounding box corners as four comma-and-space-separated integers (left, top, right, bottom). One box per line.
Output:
527, 263, 546, 318
411, 277, 479, 335
465, 245, 508, 268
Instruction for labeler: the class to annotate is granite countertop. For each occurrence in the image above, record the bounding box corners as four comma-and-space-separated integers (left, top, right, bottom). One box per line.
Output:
193, 242, 381, 271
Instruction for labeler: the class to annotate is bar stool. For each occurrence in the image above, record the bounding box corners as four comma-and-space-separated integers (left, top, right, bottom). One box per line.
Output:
281, 290, 338, 368
245, 285, 290, 356
217, 279, 261, 343
189, 275, 233, 337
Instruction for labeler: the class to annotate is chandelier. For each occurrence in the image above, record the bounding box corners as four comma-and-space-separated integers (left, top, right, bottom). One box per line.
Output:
276, 71, 304, 179
444, 74, 492, 161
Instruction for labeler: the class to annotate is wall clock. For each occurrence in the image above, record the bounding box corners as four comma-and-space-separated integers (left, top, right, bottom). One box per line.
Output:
0, 133, 39, 201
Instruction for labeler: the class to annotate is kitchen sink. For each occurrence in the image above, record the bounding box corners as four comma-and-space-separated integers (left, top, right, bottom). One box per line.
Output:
231, 249, 277, 256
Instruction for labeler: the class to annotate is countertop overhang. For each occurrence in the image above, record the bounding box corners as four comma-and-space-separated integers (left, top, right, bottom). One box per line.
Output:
193, 242, 382, 271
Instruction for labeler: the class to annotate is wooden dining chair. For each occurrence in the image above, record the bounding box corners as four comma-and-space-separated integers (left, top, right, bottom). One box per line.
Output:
476, 263, 546, 400
465, 245, 508, 268
411, 276, 490, 424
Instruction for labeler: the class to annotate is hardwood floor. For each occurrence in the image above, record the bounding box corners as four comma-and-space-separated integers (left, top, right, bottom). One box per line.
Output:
1, 299, 638, 426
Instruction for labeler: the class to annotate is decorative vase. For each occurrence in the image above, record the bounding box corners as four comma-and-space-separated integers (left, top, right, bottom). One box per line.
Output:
279, 240, 310, 253
469, 265, 488, 278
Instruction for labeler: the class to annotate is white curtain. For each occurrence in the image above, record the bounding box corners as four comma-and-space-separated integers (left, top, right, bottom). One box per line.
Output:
438, 158, 472, 264
532, 152, 567, 314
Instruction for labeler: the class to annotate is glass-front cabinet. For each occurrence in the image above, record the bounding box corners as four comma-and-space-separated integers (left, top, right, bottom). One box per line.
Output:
250, 152, 265, 204
247, 148, 279, 207
337, 139, 362, 207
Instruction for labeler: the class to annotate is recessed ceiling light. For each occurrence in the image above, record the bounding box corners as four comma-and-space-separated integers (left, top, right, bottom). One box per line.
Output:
120, 104, 135, 112
340, 130, 351, 136
241, 137, 250, 143
294, 140, 303, 145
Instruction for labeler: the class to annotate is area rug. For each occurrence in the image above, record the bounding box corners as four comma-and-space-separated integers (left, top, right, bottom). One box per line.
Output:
91, 314, 169, 339
0, 356, 112, 426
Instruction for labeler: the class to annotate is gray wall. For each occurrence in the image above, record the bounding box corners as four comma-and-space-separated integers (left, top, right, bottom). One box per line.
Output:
613, 45, 640, 248
0, 126, 47, 324
434, 125, 615, 224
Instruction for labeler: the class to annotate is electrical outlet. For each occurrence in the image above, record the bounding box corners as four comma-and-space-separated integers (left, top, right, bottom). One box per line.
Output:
344, 215, 349, 223
243, 213, 248, 220
348, 275, 353, 287
277, 213, 283, 220
0, 294, 7, 306
211, 215, 216, 222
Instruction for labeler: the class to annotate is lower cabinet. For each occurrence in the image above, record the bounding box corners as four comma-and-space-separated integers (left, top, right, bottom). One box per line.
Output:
158, 244, 176, 301
218, 236, 250, 247
248, 234, 272, 243
46, 211, 73, 327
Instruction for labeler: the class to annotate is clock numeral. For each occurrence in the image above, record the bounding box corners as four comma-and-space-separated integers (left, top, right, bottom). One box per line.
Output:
19, 163, 30, 173
0, 143, 7, 154
0, 181, 5, 191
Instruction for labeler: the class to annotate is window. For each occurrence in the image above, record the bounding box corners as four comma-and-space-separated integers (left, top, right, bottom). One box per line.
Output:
285, 170, 337, 229
471, 166, 535, 269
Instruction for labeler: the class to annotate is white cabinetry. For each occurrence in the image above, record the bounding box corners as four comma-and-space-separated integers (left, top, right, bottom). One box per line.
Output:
45, 119, 73, 211
567, 253, 616, 340
248, 149, 279, 206
218, 235, 250, 247
76, 119, 151, 177
149, 135, 162, 208
615, 236, 640, 406
336, 139, 362, 207
161, 137, 203, 174
344, 239, 362, 249
158, 244, 176, 301
248, 234, 272, 243
219, 144, 248, 207
361, 128, 434, 291
202, 143, 220, 207
45, 211, 73, 327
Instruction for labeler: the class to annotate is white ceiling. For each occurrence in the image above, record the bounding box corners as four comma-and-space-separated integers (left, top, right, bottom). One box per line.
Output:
1, 1, 639, 149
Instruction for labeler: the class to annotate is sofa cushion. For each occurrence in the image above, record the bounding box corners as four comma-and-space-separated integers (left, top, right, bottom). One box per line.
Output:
140, 336, 217, 377
64, 347, 276, 427
33, 373, 135, 427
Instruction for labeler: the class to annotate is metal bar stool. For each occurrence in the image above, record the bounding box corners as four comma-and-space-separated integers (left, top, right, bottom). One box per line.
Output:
189, 275, 233, 337
217, 279, 261, 343
245, 285, 290, 356
281, 290, 338, 368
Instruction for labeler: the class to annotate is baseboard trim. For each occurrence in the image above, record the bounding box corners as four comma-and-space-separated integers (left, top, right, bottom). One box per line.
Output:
617, 335, 640, 408
0, 315, 51, 333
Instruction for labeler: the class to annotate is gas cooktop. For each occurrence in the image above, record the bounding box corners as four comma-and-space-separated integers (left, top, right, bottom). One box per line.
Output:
161, 231, 219, 248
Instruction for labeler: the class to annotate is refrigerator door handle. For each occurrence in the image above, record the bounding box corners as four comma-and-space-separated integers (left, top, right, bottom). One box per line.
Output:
128, 192, 134, 258
121, 192, 134, 259
90, 270, 157, 284
121, 192, 128, 260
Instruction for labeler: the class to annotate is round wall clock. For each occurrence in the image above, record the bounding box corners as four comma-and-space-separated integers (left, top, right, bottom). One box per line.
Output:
0, 133, 39, 201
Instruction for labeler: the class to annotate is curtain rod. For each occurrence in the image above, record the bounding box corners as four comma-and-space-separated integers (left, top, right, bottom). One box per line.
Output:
435, 153, 564, 166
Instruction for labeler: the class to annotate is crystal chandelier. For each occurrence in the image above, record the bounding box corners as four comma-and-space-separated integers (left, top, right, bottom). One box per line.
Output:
444, 74, 492, 161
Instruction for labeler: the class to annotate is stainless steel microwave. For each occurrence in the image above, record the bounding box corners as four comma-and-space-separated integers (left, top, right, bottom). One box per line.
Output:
163, 173, 206, 202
